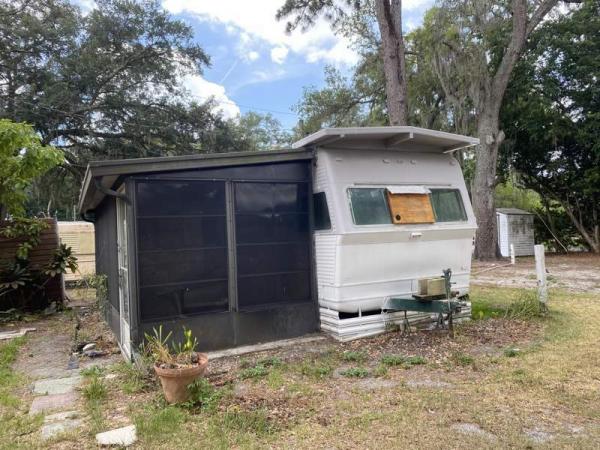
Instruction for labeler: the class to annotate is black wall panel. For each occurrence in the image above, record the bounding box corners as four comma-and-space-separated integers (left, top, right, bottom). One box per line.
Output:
93, 197, 120, 339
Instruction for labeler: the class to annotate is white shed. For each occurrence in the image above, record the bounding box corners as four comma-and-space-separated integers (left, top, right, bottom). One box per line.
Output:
496, 208, 535, 257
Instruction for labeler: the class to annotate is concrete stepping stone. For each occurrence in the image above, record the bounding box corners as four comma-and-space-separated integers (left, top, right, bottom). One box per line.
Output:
29, 391, 79, 415
40, 418, 83, 440
33, 375, 82, 395
44, 410, 80, 423
96, 425, 137, 447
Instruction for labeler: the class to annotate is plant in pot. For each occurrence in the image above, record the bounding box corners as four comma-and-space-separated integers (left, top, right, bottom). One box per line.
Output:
144, 326, 208, 404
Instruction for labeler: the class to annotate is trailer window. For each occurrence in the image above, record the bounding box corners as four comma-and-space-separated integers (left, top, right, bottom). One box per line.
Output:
313, 192, 331, 230
430, 189, 467, 222
386, 191, 435, 224
348, 188, 392, 225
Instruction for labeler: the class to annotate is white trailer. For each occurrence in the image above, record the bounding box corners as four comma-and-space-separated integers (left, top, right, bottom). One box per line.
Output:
292, 127, 479, 340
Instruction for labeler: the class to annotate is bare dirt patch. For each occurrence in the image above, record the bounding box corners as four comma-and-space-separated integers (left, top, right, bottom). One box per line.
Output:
471, 252, 600, 292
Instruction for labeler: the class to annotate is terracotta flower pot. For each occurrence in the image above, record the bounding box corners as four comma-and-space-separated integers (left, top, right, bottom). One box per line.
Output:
154, 353, 208, 404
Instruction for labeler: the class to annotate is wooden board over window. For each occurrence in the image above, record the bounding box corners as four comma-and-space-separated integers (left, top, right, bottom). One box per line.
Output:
386, 191, 435, 224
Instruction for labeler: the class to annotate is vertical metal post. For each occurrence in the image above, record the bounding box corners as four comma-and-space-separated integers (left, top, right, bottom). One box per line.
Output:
534, 244, 547, 310
510, 244, 515, 265
225, 181, 238, 313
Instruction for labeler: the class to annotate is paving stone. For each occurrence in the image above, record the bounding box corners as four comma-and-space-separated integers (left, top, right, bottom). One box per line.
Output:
44, 410, 80, 423
29, 391, 79, 415
33, 375, 82, 395
96, 425, 137, 447
40, 418, 83, 440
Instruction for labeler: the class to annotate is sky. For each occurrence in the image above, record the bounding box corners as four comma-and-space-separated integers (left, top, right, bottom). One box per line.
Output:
81, 0, 436, 130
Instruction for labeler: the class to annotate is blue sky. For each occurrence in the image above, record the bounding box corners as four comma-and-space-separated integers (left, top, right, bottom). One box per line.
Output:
161, 1, 436, 130
78, 1, 435, 130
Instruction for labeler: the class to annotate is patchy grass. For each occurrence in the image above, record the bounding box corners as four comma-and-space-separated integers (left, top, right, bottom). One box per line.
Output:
134, 405, 187, 444
340, 367, 370, 378
239, 363, 270, 380
0, 336, 44, 447
112, 361, 152, 394
341, 351, 367, 363
0, 336, 26, 408
82, 368, 108, 433
381, 354, 427, 368
7, 284, 600, 449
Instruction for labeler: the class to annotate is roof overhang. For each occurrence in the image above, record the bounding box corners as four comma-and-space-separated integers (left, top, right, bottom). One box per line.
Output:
78, 148, 313, 215
292, 126, 479, 152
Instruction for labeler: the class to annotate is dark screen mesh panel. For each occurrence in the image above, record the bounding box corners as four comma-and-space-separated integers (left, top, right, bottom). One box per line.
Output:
235, 182, 311, 310
136, 180, 228, 320
136, 181, 225, 217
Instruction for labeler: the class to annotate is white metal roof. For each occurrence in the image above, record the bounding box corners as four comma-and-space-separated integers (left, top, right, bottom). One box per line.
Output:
496, 208, 535, 215
292, 126, 479, 152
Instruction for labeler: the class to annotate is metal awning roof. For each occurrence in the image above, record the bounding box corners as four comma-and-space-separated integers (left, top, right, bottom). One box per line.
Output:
292, 126, 479, 152
78, 148, 312, 215
496, 208, 535, 215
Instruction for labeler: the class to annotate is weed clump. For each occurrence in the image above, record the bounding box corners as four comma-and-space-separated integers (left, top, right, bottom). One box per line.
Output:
340, 367, 370, 378
381, 354, 426, 368
341, 351, 367, 363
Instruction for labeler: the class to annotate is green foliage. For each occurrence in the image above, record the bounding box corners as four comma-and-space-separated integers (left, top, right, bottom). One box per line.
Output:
185, 378, 227, 412
299, 359, 333, 379
239, 363, 270, 380
144, 325, 201, 367
0, 219, 77, 311
471, 288, 546, 321
135, 405, 186, 442
1, 0, 289, 218
503, 348, 520, 358
0, 218, 48, 259
495, 181, 541, 212
82, 376, 107, 401
451, 352, 474, 367
44, 244, 78, 277
341, 350, 367, 363
340, 367, 370, 378
112, 361, 152, 394
0, 120, 63, 218
381, 354, 426, 368
502, 0, 600, 251
219, 408, 275, 436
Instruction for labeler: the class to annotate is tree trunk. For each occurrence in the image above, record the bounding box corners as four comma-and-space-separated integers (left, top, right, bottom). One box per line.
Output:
562, 201, 600, 253
374, 0, 408, 126
472, 114, 504, 260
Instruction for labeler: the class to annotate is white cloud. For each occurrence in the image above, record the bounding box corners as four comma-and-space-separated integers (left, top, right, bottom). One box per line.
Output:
247, 51, 260, 62
161, 0, 359, 66
270, 46, 289, 64
182, 74, 240, 119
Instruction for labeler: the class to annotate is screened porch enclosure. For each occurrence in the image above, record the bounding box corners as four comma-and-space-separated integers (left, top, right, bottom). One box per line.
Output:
129, 160, 318, 351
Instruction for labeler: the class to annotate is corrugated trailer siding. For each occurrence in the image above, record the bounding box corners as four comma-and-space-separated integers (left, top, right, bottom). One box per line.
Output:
314, 153, 338, 289
0, 218, 63, 302
93, 197, 121, 339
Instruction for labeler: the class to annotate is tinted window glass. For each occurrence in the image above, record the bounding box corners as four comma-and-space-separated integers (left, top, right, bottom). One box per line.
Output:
313, 192, 331, 230
430, 189, 467, 222
348, 188, 391, 225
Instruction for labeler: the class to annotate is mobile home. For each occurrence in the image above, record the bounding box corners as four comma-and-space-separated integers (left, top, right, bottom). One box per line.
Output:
78, 126, 479, 355
293, 127, 479, 339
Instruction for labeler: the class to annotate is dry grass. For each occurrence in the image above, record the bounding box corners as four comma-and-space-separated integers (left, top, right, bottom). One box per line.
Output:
4, 284, 600, 449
